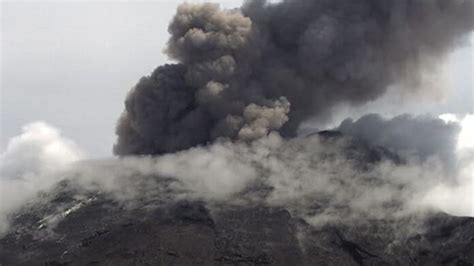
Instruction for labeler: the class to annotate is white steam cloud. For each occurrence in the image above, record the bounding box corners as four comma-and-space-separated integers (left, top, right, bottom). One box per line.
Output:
422, 114, 474, 216
1, 115, 472, 234
0, 122, 83, 233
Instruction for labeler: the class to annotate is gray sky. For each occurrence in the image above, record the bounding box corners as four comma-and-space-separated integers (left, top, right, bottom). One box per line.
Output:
1, 1, 473, 157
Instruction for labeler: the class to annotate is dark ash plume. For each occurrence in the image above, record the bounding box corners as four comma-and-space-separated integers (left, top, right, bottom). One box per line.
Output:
114, 0, 473, 155
337, 114, 461, 171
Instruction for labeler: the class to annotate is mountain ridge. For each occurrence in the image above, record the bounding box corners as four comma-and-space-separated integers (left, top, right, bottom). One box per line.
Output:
1, 131, 472, 265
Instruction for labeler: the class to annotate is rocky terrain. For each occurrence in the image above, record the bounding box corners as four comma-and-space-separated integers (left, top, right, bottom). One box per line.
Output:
0, 187, 473, 265
1, 132, 473, 265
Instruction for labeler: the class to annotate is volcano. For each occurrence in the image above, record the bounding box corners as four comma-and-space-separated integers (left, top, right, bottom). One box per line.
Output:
1, 1, 473, 265
1, 132, 473, 266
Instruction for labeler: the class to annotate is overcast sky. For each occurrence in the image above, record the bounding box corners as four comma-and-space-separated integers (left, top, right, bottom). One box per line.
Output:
1, 1, 473, 157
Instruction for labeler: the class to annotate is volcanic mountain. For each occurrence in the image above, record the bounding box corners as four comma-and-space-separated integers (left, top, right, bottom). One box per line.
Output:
1, 132, 473, 266
2, 1, 473, 265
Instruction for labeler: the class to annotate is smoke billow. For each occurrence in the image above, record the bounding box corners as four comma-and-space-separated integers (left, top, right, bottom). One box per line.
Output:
114, 0, 473, 155
1, 114, 473, 234
0, 122, 83, 233
338, 114, 461, 170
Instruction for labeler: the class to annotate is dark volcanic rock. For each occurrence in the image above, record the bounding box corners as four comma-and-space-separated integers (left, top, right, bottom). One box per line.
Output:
0, 188, 473, 265
1, 132, 472, 265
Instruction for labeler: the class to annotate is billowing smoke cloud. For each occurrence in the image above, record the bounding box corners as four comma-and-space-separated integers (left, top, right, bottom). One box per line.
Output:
337, 114, 461, 170
76, 133, 450, 227
0, 122, 83, 234
3, 114, 473, 234
0, 122, 83, 178
115, 0, 473, 155
89, 114, 474, 222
